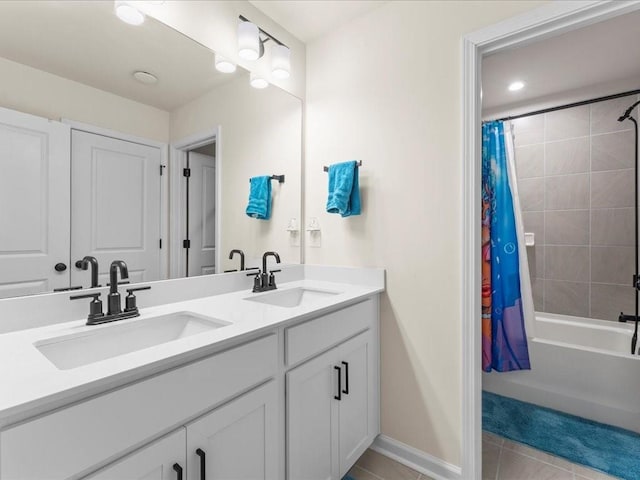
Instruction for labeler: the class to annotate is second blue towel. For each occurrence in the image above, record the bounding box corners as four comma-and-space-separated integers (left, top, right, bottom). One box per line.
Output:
326, 160, 361, 217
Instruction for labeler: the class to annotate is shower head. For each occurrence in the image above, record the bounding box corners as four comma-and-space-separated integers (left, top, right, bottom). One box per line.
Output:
618, 100, 640, 122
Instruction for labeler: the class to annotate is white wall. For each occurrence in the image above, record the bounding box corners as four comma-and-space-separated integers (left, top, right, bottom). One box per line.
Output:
0, 56, 170, 142
304, 0, 547, 467
171, 75, 302, 271
140, 0, 306, 100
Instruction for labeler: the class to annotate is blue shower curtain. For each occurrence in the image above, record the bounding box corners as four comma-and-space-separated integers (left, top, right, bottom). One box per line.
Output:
482, 121, 530, 372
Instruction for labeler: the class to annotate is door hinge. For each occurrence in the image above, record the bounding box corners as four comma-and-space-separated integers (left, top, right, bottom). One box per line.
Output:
160, 164, 166, 176
183, 239, 191, 249
159, 238, 162, 249
183, 168, 191, 177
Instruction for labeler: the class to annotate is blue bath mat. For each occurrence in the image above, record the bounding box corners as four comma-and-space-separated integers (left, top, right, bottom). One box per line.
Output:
483, 391, 640, 479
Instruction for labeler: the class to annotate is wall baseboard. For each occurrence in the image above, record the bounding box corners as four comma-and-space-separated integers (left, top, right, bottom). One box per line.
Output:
371, 435, 462, 480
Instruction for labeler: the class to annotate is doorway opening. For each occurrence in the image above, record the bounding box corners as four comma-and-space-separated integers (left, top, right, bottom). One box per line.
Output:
184, 142, 217, 277
169, 128, 221, 279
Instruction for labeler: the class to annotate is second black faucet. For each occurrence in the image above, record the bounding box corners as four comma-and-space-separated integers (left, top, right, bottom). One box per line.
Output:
248, 251, 281, 293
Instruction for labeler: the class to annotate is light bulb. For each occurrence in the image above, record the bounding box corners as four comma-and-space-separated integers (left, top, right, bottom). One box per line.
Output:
508, 81, 525, 92
250, 72, 268, 89
215, 53, 236, 73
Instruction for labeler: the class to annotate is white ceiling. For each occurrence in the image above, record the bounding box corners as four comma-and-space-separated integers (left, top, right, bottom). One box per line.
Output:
248, 0, 386, 43
482, 9, 640, 113
0, 1, 239, 111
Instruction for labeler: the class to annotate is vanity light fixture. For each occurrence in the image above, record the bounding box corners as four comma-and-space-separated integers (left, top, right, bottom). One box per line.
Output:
237, 15, 291, 81
250, 72, 269, 89
508, 81, 525, 92
215, 53, 236, 73
114, 1, 145, 26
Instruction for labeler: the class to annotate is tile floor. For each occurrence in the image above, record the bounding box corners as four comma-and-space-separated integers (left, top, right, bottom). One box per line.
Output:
347, 434, 620, 480
483, 431, 619, 480
347, 449, 433, 480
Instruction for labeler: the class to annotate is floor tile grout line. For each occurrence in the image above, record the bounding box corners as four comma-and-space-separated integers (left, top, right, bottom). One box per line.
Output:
492, 434, 608, 478
353, 464, 386, 480
503, 446, 574, 474
495, 443, 503, 480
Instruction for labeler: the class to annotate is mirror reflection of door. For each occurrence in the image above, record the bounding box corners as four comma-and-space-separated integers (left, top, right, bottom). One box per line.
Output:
0, 107, 71, 297
70, 130, 162, 288
186, 145, 216, 277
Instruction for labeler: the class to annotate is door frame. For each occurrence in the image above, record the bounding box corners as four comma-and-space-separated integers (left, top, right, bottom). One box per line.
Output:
62, 119, 169, 279
461, 1, 640, 479
169, 127, 222, 278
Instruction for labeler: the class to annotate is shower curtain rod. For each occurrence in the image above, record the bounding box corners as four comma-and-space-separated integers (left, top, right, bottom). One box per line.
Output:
487, 88, 640, 123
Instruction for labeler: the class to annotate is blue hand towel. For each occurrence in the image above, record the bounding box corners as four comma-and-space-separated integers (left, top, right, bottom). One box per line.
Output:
326, 161, 361, 217
246, 176, 272, 220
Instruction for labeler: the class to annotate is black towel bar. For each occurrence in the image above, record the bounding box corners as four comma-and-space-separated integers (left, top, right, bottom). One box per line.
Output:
323, 160, 362, 172
249, 175, 285, 183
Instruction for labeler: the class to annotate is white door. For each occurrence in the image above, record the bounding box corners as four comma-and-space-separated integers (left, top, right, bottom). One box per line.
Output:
287, 347, 340, 480
186, 381, 278, 480
338, 331, 374, 477
71, 130, 162, 287
187, 152, 217, 276
0, 106, 70, 298
85, 429, 186, 480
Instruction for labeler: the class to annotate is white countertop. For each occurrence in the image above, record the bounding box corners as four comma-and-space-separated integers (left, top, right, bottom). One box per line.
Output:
0, 277, 383, 425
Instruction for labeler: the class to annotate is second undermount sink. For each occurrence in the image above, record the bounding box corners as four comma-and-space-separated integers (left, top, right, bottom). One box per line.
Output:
245, 287, 341, 308
35, 312, 230, 370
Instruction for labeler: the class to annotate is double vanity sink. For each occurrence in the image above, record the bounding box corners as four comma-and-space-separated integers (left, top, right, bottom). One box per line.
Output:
0, 267, 384, 480
34, 287, 341, 371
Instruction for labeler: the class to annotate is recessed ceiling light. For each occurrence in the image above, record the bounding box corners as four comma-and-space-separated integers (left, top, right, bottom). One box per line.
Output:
115, 1, 145, 26
508, 81, 525, 92
133, 71, 158, 85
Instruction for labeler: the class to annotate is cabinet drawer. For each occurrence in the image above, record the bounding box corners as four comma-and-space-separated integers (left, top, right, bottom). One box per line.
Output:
1, 334, 277, 480
286, 299, 375, 366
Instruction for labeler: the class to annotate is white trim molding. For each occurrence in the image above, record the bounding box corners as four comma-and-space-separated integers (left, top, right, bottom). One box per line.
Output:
169, 128, 221, 278
461, 1, 640, 479
372, 435, 461, 480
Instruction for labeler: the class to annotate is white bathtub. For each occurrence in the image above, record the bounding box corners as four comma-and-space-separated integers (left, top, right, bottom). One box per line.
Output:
483, 313, 640, 432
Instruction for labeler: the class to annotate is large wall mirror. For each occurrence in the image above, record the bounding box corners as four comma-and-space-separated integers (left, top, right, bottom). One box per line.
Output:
0, 1, 302, 299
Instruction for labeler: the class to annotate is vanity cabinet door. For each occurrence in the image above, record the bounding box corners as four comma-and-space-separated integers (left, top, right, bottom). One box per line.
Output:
185, 380, 278, 480
287, 347, 341, 480
338, 331, 375, 478
84, 429, 186, 480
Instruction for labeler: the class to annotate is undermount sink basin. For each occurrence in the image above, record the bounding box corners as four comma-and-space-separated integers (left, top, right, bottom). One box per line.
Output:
245, 287, 340, 308
35, 312, 230, 370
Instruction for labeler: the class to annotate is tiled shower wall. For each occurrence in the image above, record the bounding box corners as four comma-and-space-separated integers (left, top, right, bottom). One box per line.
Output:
514, 95, 638, 321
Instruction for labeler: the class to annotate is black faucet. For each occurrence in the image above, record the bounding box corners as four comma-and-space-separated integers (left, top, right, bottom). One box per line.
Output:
248, 251, 281, 293
71, 260, 150, 325
229, 249, 245, 271
76, 256, 100, 288
107, 260, 129, 316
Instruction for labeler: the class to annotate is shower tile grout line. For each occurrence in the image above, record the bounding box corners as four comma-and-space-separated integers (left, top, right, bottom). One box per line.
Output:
543, 113, 547, 312
517, 166, 636, 180
592, 105, 593, 316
